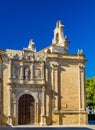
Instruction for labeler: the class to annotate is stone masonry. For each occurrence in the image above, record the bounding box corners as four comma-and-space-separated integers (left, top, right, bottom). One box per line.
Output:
0, 21, 88, 126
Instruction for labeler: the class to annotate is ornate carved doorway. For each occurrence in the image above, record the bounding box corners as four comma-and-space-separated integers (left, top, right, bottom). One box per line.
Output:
18, 94, 35, 125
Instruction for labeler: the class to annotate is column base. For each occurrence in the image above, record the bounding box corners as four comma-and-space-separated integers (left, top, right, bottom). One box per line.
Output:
40, 115, 47, 126
8, 115, 13, 126
34, 123, 39, 126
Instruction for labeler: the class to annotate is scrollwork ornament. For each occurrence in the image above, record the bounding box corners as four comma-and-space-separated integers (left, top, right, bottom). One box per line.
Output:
51, 62, 59, 70
79, 63, 85, 71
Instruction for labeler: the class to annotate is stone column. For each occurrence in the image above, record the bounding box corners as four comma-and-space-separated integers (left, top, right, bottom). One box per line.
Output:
8, 86, 12, 125
51, 62, 59, 110
45, 67, 47, 82
20, 62, 23, 80
54, 66, 59, 110
40, 85, 47, 126
80, 64, 85, 110
42, 62, 45, 79
13, 102, 16, 125
51, 67, 55, 108
42, 62, 45, 84
9, 59, 12, 82
78, 63, 86, 125
78, 64, 81, 111
30, 63, 34, 79
35, 102, 39, 125
78, 64, 81, 125
11, 93, 16, 125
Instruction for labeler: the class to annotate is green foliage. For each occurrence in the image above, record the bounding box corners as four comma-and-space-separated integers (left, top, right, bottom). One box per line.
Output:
88, 114, 95, 120
86, 77, 95, 108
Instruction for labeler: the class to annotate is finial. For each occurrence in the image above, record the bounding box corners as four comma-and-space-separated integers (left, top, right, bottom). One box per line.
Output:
28, 39, 35, 51
77, 49, 83, 55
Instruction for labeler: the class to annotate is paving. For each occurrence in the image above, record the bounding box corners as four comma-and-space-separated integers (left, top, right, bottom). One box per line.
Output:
0, 121, 95, 130
0, 125, 95, 130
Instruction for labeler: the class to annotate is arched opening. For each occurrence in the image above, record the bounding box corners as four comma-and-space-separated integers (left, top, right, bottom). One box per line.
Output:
18, 94, 35, 125
56, 33, 59, 43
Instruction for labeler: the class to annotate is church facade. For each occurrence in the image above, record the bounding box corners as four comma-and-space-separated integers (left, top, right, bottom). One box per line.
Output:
0, 21, 87, 126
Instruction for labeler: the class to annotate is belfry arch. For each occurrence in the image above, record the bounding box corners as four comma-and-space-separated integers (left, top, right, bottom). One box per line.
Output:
18, 94, 35, 125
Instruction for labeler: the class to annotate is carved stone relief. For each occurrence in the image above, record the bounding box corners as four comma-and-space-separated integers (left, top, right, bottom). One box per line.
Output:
34, 68, 41, 79
22, 50, 34, 61
24, 66, 30, 80
13, 54, 19, 60
12, 65, 20, 79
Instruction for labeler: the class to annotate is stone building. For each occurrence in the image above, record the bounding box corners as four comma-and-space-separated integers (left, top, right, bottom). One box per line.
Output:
0, 21, 87, 126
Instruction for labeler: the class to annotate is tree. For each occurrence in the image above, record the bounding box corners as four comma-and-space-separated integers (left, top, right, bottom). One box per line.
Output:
86, 77, 95, 109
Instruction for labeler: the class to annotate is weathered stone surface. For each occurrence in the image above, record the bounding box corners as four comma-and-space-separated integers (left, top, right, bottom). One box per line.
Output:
0, 21, 87, 126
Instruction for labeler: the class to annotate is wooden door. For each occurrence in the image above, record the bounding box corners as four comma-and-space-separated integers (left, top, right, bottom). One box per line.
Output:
18, 94, 35, 125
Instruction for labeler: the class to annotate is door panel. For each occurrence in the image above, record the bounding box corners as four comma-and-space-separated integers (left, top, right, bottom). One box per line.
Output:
18, 94, 35, 125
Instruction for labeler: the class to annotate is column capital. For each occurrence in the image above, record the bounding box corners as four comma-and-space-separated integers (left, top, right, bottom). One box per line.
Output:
42, 85, 46, 91
51, 61, 59, 70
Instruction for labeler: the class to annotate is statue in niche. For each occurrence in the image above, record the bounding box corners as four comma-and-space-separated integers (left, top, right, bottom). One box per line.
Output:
24, 67, 30, 80
13, 65, 20, 79
13, 54, 19, 60
35, 68, 41, 79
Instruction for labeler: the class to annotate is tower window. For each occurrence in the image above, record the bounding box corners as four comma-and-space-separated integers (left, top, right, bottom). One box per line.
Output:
56, 33, 59, 43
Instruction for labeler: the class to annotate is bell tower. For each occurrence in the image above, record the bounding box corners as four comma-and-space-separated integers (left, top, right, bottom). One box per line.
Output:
52, 20, 65, 44
52, 20, 69, 54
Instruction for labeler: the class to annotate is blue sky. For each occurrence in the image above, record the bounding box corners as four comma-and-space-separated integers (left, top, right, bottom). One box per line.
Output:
0, 0, 95, 78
